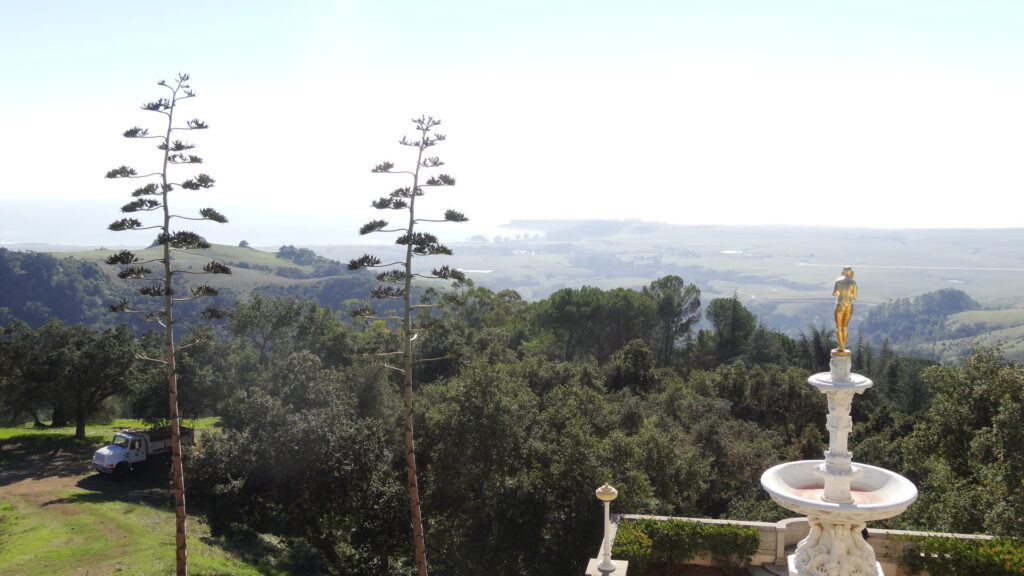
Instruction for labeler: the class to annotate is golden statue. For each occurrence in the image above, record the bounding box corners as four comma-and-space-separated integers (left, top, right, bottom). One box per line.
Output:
832, 267, 857, 355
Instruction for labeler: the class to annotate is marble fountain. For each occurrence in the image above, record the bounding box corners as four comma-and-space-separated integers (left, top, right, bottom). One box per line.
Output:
760, 268, 918, 576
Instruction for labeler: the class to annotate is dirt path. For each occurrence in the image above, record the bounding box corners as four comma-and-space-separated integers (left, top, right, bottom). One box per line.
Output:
0, 444, 95, 504
0, 442, 171, 509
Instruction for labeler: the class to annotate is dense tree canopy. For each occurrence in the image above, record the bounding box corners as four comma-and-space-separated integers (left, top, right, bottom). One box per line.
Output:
0, 320, 136, 436
3, 259, 1020, 574
894, 349, 1024, 536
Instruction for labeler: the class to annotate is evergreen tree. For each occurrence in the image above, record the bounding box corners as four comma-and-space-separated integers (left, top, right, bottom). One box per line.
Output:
535, 286, 606, 362
104, 73, 230, 576
799, 324, 836, 372
705, 294, 756, 364
348, 115, 467, 576
642, 275, 701, 366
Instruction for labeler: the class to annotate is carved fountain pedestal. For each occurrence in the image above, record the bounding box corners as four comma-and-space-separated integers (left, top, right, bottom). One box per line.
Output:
761, 353, 918, 576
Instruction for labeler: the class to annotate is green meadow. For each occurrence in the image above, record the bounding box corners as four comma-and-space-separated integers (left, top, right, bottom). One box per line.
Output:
0, 420, 276, 576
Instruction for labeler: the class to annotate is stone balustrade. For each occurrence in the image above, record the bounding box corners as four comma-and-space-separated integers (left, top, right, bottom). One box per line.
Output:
586, 515, 994, 576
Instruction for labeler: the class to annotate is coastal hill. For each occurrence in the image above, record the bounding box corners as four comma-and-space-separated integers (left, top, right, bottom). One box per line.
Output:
4, 221, 1023, 361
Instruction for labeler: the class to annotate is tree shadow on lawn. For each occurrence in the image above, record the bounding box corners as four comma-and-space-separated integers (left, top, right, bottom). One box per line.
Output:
66, 474, 289, 576
0, 435, 100, 484
66, 461, 174, 508
198, 532, 293, 576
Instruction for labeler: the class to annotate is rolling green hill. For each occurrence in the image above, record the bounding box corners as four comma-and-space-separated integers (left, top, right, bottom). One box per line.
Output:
0, 245, 377, 333
933, 308, 1024, 362
6, 221, 1024, 360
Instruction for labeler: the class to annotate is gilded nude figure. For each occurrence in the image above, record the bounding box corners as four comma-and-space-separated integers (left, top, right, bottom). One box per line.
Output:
832, 267, 857, 355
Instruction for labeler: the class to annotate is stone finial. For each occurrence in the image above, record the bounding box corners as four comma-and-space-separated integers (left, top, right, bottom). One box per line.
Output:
596, 484, 618, 502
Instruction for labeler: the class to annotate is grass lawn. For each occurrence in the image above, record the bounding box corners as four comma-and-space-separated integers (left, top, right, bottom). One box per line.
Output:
0, 499, 270, 576
0, 420, 278, 576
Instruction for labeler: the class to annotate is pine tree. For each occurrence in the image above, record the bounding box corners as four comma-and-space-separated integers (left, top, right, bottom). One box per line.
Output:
642, 275, 701, 366
104, 73, 230, 576
348, 115, 467, 576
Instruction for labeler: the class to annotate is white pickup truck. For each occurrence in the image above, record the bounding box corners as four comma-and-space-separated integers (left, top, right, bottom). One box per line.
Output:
92, 426, 195, 478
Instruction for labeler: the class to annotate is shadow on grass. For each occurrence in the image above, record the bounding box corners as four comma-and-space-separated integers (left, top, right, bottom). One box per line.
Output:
57, 476, 289, 576
0, 434, 100, 484
198, 533, 293, 576
64, 462, 174, 508
8, 463, 173, 512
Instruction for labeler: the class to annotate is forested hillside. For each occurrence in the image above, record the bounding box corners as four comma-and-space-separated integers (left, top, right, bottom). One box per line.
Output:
0, 248, 120, 329
861, 288, 981, 343
0, 246, 378, 333
4, 275, 1021, 574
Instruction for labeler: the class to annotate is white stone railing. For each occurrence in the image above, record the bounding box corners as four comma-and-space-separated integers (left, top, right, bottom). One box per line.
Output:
585, 515, 995, 576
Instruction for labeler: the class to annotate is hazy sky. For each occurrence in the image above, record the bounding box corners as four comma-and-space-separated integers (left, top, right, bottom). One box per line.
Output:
4, 1, 1024, 247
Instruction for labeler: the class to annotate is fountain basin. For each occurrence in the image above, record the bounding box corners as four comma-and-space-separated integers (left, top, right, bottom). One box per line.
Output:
761, 460, 918, 522
808, 370, 873, 392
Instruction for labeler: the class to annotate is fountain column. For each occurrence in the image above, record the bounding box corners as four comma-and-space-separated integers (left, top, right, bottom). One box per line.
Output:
812, 354, 869, 505
793, 352, 878, 576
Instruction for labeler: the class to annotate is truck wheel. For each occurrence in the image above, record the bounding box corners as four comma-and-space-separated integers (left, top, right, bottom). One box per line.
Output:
113, 462, 130, 480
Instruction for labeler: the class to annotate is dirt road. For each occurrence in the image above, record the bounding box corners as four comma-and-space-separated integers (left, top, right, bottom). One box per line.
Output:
0, 441, 171, 512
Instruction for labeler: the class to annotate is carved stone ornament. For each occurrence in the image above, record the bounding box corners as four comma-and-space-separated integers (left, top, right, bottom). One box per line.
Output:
792, 517, 879, 576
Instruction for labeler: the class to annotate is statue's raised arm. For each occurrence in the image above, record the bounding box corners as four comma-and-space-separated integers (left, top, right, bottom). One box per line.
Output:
832, 266, 857, 355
